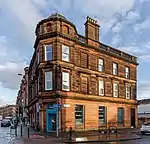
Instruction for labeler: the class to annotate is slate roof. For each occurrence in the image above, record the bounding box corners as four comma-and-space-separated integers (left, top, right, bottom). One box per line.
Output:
138, 99, 150, 105
48, 13, 67, 20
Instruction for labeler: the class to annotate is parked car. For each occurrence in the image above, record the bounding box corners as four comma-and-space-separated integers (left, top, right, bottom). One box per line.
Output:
1, 119, 11, 127
140, 122, 150, 135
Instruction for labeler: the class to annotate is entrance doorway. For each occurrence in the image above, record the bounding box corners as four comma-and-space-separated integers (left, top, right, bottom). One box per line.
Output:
46, 104, 57, 132
47, 114, 56, 131
131, 108, 136, 128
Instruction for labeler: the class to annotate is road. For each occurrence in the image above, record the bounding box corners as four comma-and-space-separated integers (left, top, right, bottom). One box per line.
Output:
0, 124, 150, 144
0, 123, 21, 144
90, 134, 150, 144
116, 135, 150, 144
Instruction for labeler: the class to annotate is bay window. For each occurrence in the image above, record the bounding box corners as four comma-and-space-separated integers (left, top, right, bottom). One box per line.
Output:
62, 45, 69, 62
45, 45, 52, 61
45, 71, 52, 90
99, 80, 104, 96
62, 72, 70, 91
113, 83, 118, 97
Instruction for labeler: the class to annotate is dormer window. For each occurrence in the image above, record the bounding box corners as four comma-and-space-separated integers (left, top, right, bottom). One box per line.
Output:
46, 23, 52, 32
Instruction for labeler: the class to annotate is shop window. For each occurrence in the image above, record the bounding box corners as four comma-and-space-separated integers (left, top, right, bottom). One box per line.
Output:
75, 104, 83, 125
118, 107, 124, 124
99, 106, 106, 124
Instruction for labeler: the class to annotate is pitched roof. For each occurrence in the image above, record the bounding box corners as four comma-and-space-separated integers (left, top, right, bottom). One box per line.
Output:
138, 99, 150, 105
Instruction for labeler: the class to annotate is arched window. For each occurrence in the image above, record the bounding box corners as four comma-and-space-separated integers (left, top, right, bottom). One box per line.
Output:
46, 23, 52, 32
63, 25, 69, 34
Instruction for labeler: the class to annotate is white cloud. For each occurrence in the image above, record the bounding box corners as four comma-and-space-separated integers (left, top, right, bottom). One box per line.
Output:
138, 81, 150, 99
74, 0, 134, 19
0, 61, 26, 90
111, 35, 122, 46
125, 11, 140, 22
111, 23, 123, 33
0, 36, 28, 90
0, 36, 8, 57
0, 0, 44, 40
134, 17, 150, 32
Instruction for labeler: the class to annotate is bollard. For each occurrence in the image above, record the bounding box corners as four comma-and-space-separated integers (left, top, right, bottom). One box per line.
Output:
27, 122, 30, 139
115, 126, 118, 137
116, 126, 117, 134
21, 123, 23, 137
69, 127, 72, 143
15, 127, 17, 137
28, 126, 29, 138
108, 126, 110, 135
98, 126, 100, 133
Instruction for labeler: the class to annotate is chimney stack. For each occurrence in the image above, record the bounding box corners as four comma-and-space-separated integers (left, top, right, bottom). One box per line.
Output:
85, 16, 100, 42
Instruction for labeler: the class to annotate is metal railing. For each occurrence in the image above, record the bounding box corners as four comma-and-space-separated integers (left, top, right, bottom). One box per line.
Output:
99, 44, 137, 63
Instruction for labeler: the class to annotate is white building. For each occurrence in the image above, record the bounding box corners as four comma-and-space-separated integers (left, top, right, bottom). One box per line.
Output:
138, 99, 150, 126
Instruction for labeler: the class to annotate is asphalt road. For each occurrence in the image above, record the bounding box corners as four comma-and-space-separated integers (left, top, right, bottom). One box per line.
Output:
117, 134, 150, 144
0, 123, 21, 144
90, 134, 150, 144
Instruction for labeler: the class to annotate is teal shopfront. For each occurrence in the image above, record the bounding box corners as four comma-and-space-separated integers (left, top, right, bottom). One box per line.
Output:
46, 104, 57, 132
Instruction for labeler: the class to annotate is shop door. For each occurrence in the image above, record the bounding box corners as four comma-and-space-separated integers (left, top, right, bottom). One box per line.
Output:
131, 108, 136, 128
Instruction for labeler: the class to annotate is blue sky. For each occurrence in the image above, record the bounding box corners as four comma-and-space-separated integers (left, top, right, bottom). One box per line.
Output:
0, 0, 149, 105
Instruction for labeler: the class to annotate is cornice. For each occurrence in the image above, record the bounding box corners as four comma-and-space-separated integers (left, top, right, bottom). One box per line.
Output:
37, 91, 138, 105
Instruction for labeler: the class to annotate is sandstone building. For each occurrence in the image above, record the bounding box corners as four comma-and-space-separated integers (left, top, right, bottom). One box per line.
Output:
16, 67, 29, 123
0, 105, 16, 118
27, 13, 138, 132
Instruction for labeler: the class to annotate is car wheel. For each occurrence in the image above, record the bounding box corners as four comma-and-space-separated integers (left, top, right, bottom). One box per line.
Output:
1, 125, 3, 127
141, 131, 145, 135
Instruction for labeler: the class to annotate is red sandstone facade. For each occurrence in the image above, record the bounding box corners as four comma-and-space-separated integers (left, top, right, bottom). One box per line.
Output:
16, 67, 29, 122
27, 13, 138, 132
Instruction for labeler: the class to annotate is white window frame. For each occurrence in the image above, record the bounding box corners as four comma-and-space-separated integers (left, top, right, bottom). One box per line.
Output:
98, 58, 104, 72
62, 72, 70, 91
99, 80, 104, 96
126, 86, 130, 99
62, 45, 69, 62
113, 63, 118, 75
125, 67, 130, 79
45, 71, 52, 90
45, 45, 52, 61
113, 83, 118, 97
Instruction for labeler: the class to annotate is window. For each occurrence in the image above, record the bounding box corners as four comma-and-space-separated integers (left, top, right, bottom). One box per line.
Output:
126, 86, 131, 99
99, 80, 104, 96
125, 67, 130, 78
45, 71, 52, 90
81, 77, 88, 93
81, 53, 88, 68
98, 59, 104, 72
45, 45, 52, 61
113, 63, 118, 75
75, 105, 83, 125
113, 83, 118, 97
118, 108, 124, 124
62, 45, 69, 62
46, 23, 52, 32
62, 72, 70, 91
99, 106, 106, 124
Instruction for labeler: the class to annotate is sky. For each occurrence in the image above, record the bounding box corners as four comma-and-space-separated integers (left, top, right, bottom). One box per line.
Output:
0, 0, 150, 105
